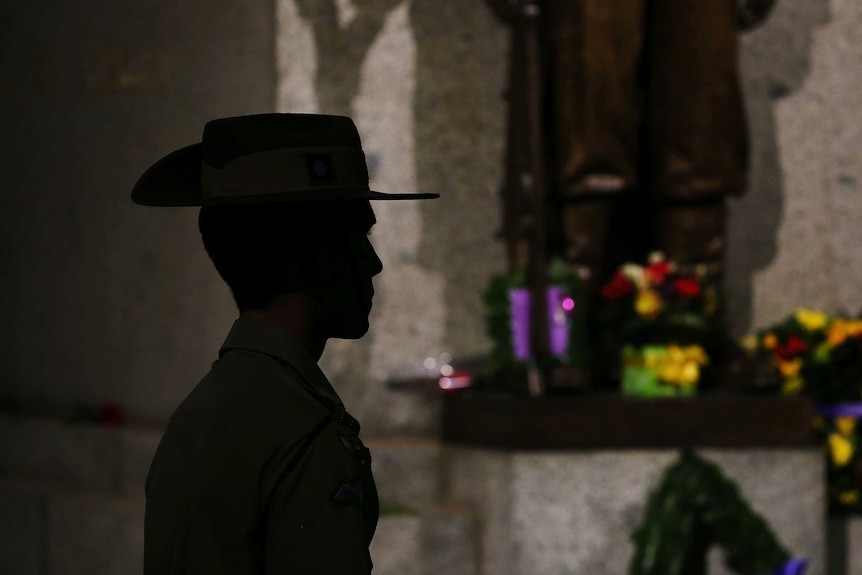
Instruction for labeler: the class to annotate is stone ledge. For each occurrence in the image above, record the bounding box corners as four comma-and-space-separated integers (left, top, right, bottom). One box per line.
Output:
442, 392, 819, 449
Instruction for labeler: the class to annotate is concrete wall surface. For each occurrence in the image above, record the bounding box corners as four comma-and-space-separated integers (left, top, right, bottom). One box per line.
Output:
0, 0, 276, 422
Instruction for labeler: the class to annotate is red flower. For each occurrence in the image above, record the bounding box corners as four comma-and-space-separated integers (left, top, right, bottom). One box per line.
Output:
774, 336, 809, 360
645, 261, 671, 284
674, 278, 701, 298
601, 272, 634, 300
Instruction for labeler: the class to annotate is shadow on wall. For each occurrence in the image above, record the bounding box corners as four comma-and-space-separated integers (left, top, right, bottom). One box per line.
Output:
728, 0, 831, 334
410, 0, 507, 357
295, 0, 400, 114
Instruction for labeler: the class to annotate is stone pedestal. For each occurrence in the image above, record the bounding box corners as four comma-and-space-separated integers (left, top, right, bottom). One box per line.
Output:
443, 447, 825, 575
441, 394, 826, 575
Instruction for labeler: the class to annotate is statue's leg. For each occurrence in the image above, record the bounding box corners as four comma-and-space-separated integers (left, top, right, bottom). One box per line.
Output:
645, 0, 748, 281
645, 0, 752, 387
548, 0, 646, 286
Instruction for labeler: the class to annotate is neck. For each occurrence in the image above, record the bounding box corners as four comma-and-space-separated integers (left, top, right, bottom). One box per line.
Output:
239, 293, 326, 360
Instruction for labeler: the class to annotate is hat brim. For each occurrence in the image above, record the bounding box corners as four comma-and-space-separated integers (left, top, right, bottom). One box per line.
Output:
132, 144, 439, 206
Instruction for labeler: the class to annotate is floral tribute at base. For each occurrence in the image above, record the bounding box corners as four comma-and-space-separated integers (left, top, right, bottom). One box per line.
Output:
600, 252, 719, 394
621, 344, 708, 397
743, 309, 862, 514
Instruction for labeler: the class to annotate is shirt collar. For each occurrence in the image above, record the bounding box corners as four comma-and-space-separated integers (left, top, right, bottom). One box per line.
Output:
218, 316, 343, 408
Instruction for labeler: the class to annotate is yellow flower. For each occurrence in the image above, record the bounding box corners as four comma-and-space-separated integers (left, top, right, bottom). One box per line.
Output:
681, 345, 709, 365
763, 333, 778, 350
838, 491, 860, 505
635, 289, 663, 318
836, 416, 857, 436
828, 433, 854, 467
776, 357, 803, 378
782, 375, 804, 395
679, 362, 700, 387
659, 362, 683, 385
740, 335, 758, 353
795, 308, 829, 331
657, 345, 706, 387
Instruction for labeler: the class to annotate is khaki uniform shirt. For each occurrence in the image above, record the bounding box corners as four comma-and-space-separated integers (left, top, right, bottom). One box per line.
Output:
144, 318, 378, 574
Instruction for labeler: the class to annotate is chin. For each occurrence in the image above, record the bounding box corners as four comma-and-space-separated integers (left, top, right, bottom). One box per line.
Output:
332, 321, 370, 340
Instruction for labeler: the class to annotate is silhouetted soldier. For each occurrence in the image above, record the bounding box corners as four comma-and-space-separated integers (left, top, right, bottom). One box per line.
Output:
132, 114, 437, 574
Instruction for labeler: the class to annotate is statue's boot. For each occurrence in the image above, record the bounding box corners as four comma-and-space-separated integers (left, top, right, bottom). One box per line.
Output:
550, 198, 617, 391
654, 200, 726, 286
655, 200, 778, 391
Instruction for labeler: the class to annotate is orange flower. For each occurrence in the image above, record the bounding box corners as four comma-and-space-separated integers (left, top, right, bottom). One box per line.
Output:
828, 319, 850, 346
775, 357, 803, 378
836, 416, 857, 436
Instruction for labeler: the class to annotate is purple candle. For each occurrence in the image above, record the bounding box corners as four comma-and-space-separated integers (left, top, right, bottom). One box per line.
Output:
547, 286, 570, 357
509, 288, 532, 360
509, 286, 572, 360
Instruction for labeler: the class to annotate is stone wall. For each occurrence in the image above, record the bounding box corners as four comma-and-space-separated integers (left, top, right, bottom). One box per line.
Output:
0, 0, 276, 422
731, 0, 862, 333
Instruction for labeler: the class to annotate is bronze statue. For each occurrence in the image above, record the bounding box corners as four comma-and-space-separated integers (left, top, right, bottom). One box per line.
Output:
485, 0, 777, 391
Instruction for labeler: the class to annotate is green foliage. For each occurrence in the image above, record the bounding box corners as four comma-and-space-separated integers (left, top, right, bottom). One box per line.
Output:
630, 451, 790, 575
481, 260, 591, 377
481, 266, 527, 377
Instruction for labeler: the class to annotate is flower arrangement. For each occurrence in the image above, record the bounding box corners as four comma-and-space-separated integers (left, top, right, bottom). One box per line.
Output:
621, 344, 709, 397
600, 252, 719, 332
744, 309, 862, 514
600, 253, 719, 395
741, 309, 862, 402
815, 405, 862, 514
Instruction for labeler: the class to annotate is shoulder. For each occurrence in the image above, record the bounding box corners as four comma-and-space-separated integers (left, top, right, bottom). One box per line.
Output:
171, 348, 330, 438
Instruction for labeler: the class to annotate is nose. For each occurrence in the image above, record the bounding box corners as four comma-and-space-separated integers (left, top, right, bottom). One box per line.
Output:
367, 238, 383, 276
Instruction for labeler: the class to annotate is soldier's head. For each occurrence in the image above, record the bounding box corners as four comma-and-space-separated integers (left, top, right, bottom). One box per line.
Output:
132, 113, 437, 339
198, 200, 382, 339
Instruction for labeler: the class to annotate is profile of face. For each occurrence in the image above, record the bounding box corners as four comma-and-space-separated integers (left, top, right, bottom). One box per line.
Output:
314, 214, 383, 340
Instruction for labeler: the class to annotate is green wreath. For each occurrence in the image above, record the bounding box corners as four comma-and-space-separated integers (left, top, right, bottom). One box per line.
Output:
482, 259, 590, 377
630, 451, 798, 575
